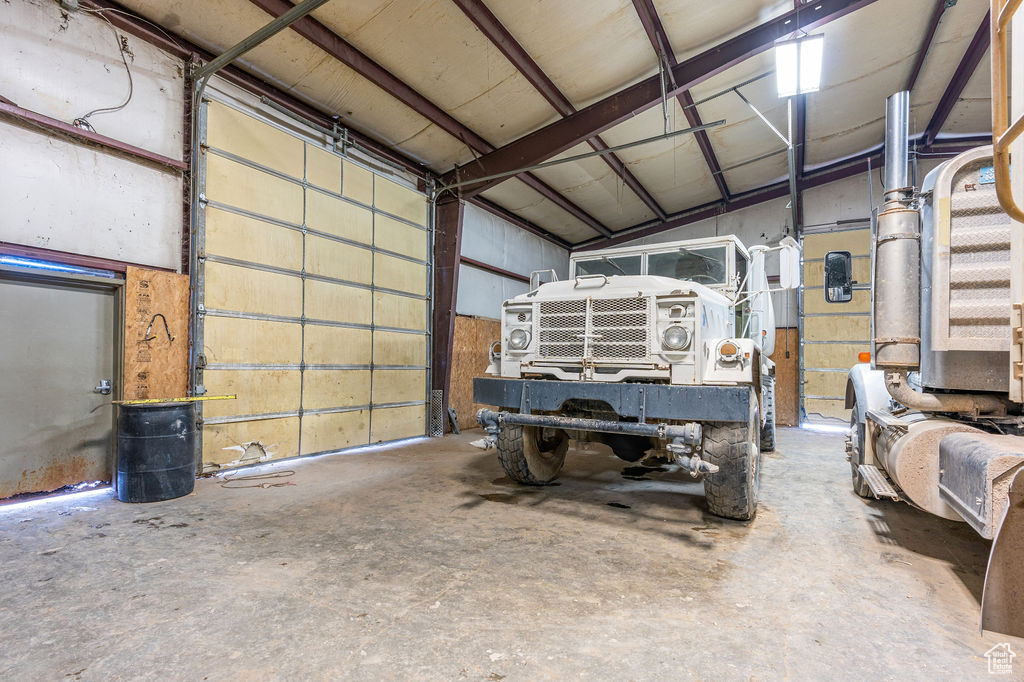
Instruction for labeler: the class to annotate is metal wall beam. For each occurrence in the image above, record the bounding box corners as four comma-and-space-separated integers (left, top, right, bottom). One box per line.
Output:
923, 11, 990, 147
445, 0, 879, 198
631, 0, 730, 202
905, 0, 950, 92
451, 0, 666, 221
459, 255, 530, 284
431, 198, 465, 426
248, 0, 611, 237
793, 92, 807, 231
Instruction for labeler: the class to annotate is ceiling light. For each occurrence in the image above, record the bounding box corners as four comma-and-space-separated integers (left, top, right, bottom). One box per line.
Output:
775, 35, 824, 97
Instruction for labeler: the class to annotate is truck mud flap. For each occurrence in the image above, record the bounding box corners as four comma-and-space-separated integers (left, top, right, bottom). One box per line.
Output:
982, 467, 1024, 638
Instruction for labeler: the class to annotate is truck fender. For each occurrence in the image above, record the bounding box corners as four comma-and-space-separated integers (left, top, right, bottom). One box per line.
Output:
844, 362, 889, 417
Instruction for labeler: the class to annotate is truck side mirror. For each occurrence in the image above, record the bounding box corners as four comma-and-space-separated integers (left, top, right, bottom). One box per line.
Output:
824, 251, 853, 303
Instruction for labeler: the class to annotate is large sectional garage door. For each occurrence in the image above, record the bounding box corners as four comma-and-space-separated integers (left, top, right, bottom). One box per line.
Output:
195, 98, 429, 471
800, 227, 872, 423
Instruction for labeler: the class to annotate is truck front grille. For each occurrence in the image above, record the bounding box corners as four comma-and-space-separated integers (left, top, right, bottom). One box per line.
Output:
538, 297, 650, 362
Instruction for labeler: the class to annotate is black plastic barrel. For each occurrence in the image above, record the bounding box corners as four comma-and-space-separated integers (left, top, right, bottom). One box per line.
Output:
117, 402, 196, 503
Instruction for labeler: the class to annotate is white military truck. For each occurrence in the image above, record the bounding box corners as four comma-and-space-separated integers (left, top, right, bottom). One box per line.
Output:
474, 234, 800, 520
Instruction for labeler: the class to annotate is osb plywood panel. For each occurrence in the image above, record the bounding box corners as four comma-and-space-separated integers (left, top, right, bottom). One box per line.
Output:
204, 261, 302, 318
372, 369, 425, 404
306, 190, 373, 244
304, 325, 372, 365
305, 280, 372, 324
123, 267, 188, 400
374, 331, 426, 365
374, 176, 426, 226
804, 370, 850, 400
768, 328, 799, 427
205, 207, 303, 271
205, 154, 303, 225
202, 369, 301, 419
803, 258, 871, 288
206, 102, 303, 178
804, 315, 871, 342
301, 409, 369, 455
802, 289, 870, 315
306, 143, 342, 193
375, 214, 427, 260
804, 343, 869, 370
302, 369, 371, 410
450, 315, 500, 430
804, 398, 849, 423
370, 404, 425, 442
204, 317, 301, 365
374, 253, 427, 296
306, 235, 372, 283
374, 292, 427, 330
343, 160, 374, 206
202, 416, 300, 467
802, 230, 871, 259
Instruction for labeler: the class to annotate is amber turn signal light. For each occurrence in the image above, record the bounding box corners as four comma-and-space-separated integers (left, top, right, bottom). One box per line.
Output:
858, 351, 871, 362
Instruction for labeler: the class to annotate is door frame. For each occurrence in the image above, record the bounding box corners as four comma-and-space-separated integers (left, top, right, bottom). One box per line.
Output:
0, 261, 124, 491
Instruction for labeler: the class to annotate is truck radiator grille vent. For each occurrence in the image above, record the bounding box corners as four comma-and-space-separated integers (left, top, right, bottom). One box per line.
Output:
537, 297, 649, 361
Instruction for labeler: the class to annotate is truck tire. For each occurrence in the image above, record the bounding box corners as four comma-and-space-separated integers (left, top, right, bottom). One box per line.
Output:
760, 376, 777, 452
703, 391, 760, 521
849, 401, 872, 498
604, 433, 649, 462
497, 423, 568, 485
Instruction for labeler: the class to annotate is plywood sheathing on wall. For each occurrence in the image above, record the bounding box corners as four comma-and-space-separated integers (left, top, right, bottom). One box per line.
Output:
450, 315, 501, 430
123, 267, 189, 400
769, 328, 799, 427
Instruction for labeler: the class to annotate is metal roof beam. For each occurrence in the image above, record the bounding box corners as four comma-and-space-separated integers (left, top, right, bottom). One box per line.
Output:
248, 0, 611, 237
445, 0, 880, 198
631, 0, 731, 202
905, 0, 950, 92
923, 11, 990, 146
451, 0, 666, 221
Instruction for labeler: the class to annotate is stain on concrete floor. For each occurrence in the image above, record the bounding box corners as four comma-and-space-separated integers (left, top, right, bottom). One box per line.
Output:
0, 428, 1019, 680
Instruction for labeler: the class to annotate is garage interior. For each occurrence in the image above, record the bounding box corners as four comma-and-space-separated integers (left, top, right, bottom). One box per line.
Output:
1, 0, 1022, 677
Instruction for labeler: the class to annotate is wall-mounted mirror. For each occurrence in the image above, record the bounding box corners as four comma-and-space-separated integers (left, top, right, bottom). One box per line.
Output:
824, 250, 853, 303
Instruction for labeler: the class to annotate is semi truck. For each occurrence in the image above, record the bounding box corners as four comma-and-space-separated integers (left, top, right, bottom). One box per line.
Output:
831, 91, 1024, 637
473, 234, 800, 521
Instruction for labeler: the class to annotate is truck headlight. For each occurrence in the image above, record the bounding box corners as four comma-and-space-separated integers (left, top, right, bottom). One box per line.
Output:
662, 325, 690, 350
509, 328, 531, 350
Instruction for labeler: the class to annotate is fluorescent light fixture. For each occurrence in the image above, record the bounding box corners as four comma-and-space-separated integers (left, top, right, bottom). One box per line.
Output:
775, 35, 824, 97
0, 255, 117, 279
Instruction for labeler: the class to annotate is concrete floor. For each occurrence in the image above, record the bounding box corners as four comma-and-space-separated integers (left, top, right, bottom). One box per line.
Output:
0, 427, 1019, 680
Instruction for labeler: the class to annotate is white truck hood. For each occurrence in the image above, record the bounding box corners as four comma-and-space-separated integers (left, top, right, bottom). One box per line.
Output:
512, 275, 731, 307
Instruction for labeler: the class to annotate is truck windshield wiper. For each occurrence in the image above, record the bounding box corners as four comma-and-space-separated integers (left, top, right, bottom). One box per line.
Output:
679, 248, 716, 263
601, 256, 626, 275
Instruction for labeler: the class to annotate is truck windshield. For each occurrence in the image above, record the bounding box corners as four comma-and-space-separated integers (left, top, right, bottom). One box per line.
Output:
574, 255, 641, 277
648, 246, 727, 284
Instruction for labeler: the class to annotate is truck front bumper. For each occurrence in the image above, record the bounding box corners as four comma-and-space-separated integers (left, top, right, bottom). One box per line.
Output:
473, 377, 752, 424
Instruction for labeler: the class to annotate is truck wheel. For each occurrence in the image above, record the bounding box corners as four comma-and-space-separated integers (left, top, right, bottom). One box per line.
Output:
760, 376, 777, 452
703, 391, 760, 521
849, 401, 872, 498
497, 423, 568, 485
604, 433, 649, 462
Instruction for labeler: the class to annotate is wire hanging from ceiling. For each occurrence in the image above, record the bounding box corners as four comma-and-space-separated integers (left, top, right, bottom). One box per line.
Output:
72, 10, 134, 132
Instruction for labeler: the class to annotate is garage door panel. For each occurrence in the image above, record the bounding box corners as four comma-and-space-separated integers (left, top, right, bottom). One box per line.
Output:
202, 369, 301, 419
803, 370, 850, 399
374, 331, 426, 366
301, 410, 369, 455
204, 316, 302, 365
302, 369, 371, 410
202, 416, 300, 466
804, 398, 849, 421
304, 324, 372, 365
804, 315, 870, 342
375, 176, 426, 226
306, 143, 342, 193
206, 154, 303, 225
307, 235, 372, 284
372, 369, 425, 404
375, 214, 428, 260
803, 289, 870, 314
374, 292, 427, 330
803, 257, 870, 288
374, 253, 427, 295
306, 190, 372, 244
802, 230, 870, 259
205, 207, 303, 270
371, 404, 426, 442
205, 261, 302, 318
305, 280, 372, 325
804, 343, 867, 371
343, 160, 373, 205
206, 102, 304, 178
